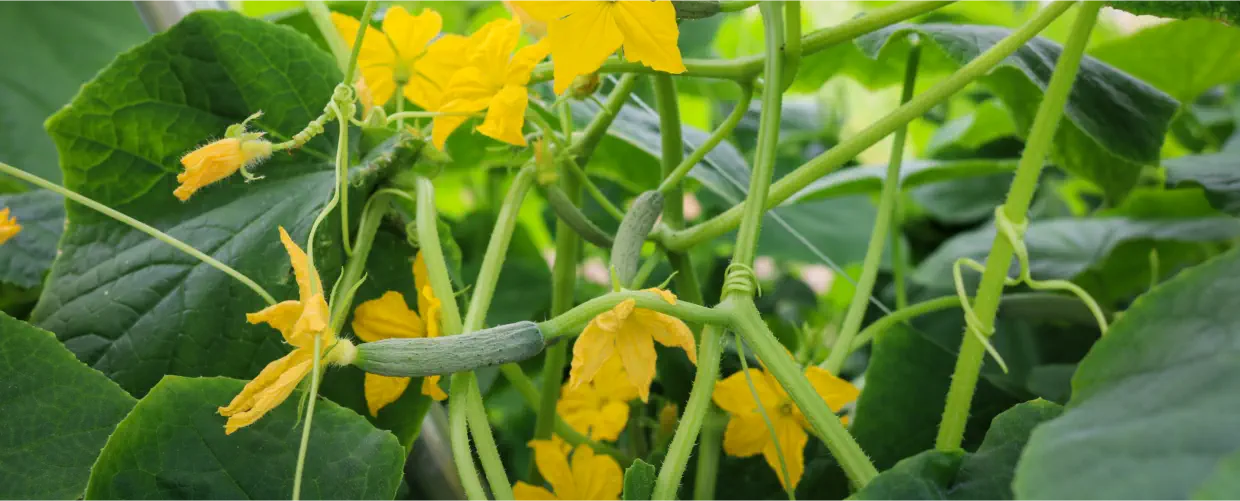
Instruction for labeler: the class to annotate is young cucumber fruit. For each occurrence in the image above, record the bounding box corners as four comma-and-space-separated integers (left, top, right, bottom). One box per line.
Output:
354, 321, 544, 377
611, 190, 664, 286
541, 184, 615, 249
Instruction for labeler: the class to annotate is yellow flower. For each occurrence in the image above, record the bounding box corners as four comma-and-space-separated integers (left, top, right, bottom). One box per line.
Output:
557, 356, 638, 442
431, 18, 550, 149
350, 252, 446, 415
332, 7, 469, 109
711, 366, 859, 491
513, 441, 622, 500
176, 134, 272, 201
569, 288, 696, 402
514, 1, 686, 94
0, 208, 21, 245
218, 227, 355, 434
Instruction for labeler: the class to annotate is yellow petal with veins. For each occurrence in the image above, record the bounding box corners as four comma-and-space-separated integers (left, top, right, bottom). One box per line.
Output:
712, 368, 781, 415
804, 365, 860, 412
544, 1, 623, 94
352, 291, 425, 343
333, 12, 399, 105
382, 7, 440, 66
762, 416, 808, 491
615, 327, 656, 402
0, 208, 20, 245
513, 482, 558, 500
530, 440, 579, 499
477, 85, 531, 147
421, 375, 447, 401
219, 349, 314, 434
571, 444, 623, 500
611, 0, 686, 74
365, 373, 412, 416
723, 412, 770, 457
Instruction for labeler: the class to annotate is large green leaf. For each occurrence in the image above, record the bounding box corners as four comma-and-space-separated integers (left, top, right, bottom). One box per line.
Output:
30, 11, 361, 397
0, 190, 63, 289
0, 312, 136, 499
86, 376, 404, 499
1090, 19, 1240, 103
1015, 247, 1240, 498
857, 23, 1179, 201
1164, 152, 1240, 215
1105, 1, 1240, 25
0, 2, 147, 183
850, 400, 1063, 500
912, 217, 1240, 288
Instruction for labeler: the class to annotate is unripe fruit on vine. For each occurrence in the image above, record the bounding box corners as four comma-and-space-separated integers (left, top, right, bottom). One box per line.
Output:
611, 190, 664, 286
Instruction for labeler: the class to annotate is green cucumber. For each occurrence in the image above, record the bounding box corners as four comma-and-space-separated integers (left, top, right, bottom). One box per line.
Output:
542, 184, 615, 249
611, 190, 664, 286
353, 321, 544, 377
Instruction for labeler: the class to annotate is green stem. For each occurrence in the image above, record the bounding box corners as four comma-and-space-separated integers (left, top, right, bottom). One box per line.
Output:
573, 74, 640, 165
562, 158, 624, 221
848, 296, 962, 353
462, 166, 537, 331
342, 0, 377, 85
652, 73, 706, 310
782, 1, 802, 90
727, 2, 784, 278
448, 373, 488, 500
467, 383, 514, 500
657, 85, 753, 195
328, 193, 391, 334
936, 0, 1099, 452
732, 300, 878, 489
891, 203, 909, 310
653, 324, 725, 500
538, 290, 730, 340
661, 0, 1074, 252
692, 411, 723, 500
0, 162, 276, 305
304, 1, 350, 72
291, 333, 323, 500
824, 44, 921, 374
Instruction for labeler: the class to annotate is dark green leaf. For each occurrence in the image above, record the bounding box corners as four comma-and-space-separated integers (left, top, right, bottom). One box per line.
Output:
31, 11, 359, 396
849, 400, 1063, 500
86, 376, 404, 499
1164, 152, 1240, 215
0, 190, 64, 288
1090, 19, 1240, 102
0, 2, 147, 183
1015, 247, 1240, 498
623, 459, 657, 500
0, 312, 136, 499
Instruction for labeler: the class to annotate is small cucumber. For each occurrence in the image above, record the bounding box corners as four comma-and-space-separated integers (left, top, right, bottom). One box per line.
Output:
673, 0, 721, 20
542, 184, 615, 249
354, 321, 544, 377
611, 190, 664, 286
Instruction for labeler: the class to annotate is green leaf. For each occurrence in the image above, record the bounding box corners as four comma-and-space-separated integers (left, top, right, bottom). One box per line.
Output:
1090, 19, 1240, 103
926, 100, 1019, 155
623, 458, 657, 500
0, 2, 147, 183
857, 24, 1179, 201
0, 312, 137, 499
0, 190, 64, 288
912, 217, 1240, 288
850, 400, 1063, 500
31, 11, 357, 396
1195, 450, 1240, 500
86, 376, 404, 499
1105, 1, 1240, 25
1164, 152, 1240, 215
1014, 247, 1240, 498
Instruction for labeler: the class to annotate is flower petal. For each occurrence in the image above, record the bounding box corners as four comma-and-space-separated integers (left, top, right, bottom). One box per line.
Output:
333, 12, 399, 105
365, 373, 412, 416
506, 38, 551, 87
352, 291, 425, 343
804, 366, 860, 412
467, 19, 521, 87
477, 85, 530, 146
568, 311, 619, 389
382, 7, 440, 65
421, 375, 447, 401
593, 400, 630, 442
572, 445, 623, 500
218, 349, 314, 434
640, 310, 697, 364
615, 326, 657, 402
530, 439, 579, 499
722, 412, 769, 458
0, 208, 20, 245
513, 1, 575, 22
409, 34, 472, 110
413, 253, 443, 339
278, 226, 321, 301
513, 482, 559, 500
288, 293, 331, 349
761, 417, 808, 491
246, 300, 303, 342
545, 1, 623, 94
611, 0, 687, 74
712, 369, 781, 416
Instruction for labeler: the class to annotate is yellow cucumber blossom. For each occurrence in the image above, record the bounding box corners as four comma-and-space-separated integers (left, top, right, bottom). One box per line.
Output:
332, 7, 470, 110
432, 18, 550, 149
513, 440, 622, 500
569, 288, 696, 402
175, 113, 272, 202
218, 227, 355, 434
0, 208, 21, 245
515, 0, 686, 94
711, 366, 859, 491
557, 356, 638, 442
350, 253, 447, 415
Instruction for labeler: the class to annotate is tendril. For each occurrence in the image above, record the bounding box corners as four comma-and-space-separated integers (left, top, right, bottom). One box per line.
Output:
723, 262, 762, 297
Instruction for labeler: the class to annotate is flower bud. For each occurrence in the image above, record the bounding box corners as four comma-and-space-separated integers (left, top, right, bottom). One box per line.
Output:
0, 208, 21, 245
175, 134, 273, 201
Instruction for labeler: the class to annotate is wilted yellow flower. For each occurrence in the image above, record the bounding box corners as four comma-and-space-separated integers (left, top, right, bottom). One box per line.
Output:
218, 227, 355, 434
513, 441, 622, 500
351, 253, 447, 415
557, 356, 638, 442
176, 132, 272, 201
432, 18, 550, 149
0, 208, 20, 245
515, 0, 686, 94
569, 288, 696, 402
711, 366, 859, 491
333, 7, 469, 109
